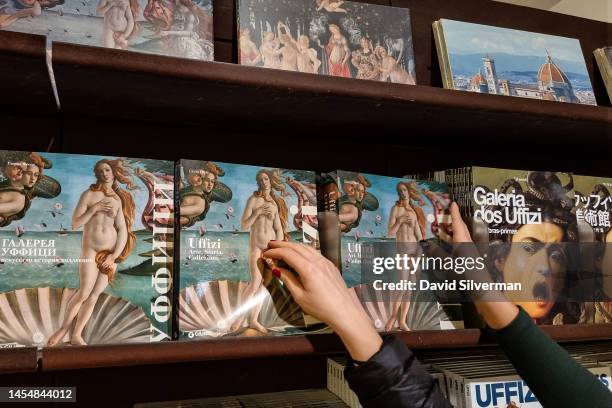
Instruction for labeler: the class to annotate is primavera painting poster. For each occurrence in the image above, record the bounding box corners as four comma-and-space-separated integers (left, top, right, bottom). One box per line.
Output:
0, 0, 213, 61
0, 151, 174, 348
436, 19, 596, 105
237, 0, 416, 84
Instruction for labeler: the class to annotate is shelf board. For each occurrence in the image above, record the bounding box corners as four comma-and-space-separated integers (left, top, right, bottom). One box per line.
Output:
0, 347, 38, 374
40, 323, 612, 372
50, 42, 611, 152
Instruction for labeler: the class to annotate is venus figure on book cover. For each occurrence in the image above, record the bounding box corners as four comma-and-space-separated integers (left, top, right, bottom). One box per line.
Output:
385, 181, 423, 331
237, 0, 415, 84
319, 171, 459, 332
0, 0, 213, 61
435, 20, 596, 105
177, 160, 320, 339
47, 159, 137, 346
0, 151, 174, 348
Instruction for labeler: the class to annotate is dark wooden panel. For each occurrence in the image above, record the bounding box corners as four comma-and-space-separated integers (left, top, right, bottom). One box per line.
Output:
50, 42, 610, 161
0, 347, 38, 374
0, 31, 57, 113
46, 356, 325, 408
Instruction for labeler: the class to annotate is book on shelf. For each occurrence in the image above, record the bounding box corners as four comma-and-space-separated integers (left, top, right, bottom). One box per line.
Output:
237, 0, 416, 85
0, 150, 174, 348
432, 19, 597, 106
411, 167, 612, 327
594, 47, 612, 103
317, 170, 463, 333
0, 0, 214, 61
176, 159, 323, 340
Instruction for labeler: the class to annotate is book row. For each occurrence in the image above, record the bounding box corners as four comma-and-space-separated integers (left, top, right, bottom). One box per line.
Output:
0, 149, 611, 348
1, 0, 610, 106
328, 342, 612, 408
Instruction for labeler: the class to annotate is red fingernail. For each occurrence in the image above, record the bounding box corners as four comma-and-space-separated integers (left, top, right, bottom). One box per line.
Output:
272, 268, 281, 279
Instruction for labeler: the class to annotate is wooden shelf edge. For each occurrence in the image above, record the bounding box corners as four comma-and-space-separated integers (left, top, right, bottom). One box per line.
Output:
50, 41, 611, 125
0, 347, 38, 374
0, 30, 47, 58
39, 324, 612, 372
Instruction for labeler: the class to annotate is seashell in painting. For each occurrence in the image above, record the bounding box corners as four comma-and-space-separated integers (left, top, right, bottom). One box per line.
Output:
179, 280, 306, 337
0, 287, 151, 347
350, 283, 450, 332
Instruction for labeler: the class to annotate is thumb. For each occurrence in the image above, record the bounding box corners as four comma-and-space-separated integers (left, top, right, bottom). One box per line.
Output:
450, 202, 472, 242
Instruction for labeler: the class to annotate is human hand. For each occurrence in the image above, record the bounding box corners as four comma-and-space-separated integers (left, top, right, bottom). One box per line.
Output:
448, 202, 518, 329
450, 202, 472, 243
256, 204, 273, 219
94, 199, 113, 214
262, 241, 382, 361
101, 254, 116, 271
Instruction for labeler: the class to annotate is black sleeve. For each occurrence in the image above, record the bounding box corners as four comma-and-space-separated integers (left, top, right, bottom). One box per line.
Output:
344, 335, 452, 408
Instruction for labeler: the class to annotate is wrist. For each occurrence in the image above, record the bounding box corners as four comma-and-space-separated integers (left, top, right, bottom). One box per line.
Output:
331, 308, 382, 362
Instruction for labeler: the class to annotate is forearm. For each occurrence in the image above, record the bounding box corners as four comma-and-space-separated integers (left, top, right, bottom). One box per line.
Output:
496, 308, 612, 407
113, 228, 128, 259
332, 310, 382, 362
0, 202, 21, 213
241, 214, 257, 230
72, 208, 95, 230
124, 15, 134, 36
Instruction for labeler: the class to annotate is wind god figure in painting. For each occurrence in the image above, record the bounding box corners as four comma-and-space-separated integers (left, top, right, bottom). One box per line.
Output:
97, 0, 139, 50
385, 181, 423, 331
0, 152, 58, 227
233, 169, 290, 333
47, 159, 137, 346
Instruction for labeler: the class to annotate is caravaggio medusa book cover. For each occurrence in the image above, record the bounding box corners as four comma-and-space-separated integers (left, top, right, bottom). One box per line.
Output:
0, 150, 174, 348
176, 159, 321, 339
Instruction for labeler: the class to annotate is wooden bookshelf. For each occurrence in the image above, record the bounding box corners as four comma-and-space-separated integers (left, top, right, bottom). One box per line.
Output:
35, 323, 612, 372
49, 41, 610, 149
0, 0, 611, 405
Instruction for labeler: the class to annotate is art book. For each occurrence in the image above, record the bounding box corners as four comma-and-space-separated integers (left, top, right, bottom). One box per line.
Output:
237, 0, 415, 84
0, 150, 174, 348
176, 160, 321, 339
573, 175, 612, 324
594, 47, 612, 103
433, 19, 596, 105
318, 171, 461, 332
0, 0, 213, 61
424, 167, 587, 326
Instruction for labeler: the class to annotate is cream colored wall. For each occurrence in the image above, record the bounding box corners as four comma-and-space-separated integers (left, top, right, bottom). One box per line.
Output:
494, 0, 611, 23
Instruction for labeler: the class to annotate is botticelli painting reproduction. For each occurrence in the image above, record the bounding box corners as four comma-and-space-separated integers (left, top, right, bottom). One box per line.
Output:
237, 0, 416, 84
0, 151, 174, 348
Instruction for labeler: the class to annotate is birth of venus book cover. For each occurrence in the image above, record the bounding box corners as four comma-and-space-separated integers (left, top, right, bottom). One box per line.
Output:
176, 160, 321, 339
0, 150, 174, 348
